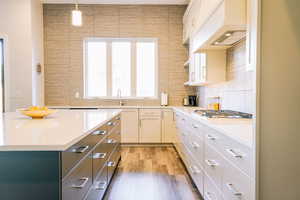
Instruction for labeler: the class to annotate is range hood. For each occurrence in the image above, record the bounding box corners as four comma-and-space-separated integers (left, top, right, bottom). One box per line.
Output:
192, 0, 246, 52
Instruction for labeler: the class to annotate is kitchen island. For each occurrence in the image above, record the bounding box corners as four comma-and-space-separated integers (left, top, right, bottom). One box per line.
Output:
0, 109, 121, 200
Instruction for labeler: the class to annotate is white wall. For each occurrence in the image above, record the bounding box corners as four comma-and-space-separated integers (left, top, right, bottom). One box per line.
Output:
258, 0, 300, 199
0, 0, 44, 111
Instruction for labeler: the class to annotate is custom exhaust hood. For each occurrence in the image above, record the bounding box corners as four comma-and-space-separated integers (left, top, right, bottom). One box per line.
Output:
192, 0, 247, 52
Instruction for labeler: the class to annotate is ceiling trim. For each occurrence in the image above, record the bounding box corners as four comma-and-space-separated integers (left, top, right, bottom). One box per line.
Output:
42, 0, 189, 5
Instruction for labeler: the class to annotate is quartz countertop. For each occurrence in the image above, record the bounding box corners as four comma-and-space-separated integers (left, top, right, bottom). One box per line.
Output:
173, 107, 254, 148
47, 105, 176, 109
0, 109, 121, 151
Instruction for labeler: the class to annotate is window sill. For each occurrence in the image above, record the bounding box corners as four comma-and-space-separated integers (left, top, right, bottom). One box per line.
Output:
83, 97, 159, 100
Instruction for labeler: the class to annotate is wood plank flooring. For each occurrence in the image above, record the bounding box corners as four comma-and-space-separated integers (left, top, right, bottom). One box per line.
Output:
104, 147, 202, 200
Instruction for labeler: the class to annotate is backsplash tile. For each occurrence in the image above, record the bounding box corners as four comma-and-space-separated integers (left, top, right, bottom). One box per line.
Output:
197, 41, 255, 114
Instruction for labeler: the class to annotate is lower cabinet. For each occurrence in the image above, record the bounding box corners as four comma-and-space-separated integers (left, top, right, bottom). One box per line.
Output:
174, 110, 254, 200
121, 109, 139, 143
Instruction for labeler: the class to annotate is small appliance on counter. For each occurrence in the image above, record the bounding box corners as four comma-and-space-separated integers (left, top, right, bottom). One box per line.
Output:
161, 92, 168, 106
183, 95, 198, 106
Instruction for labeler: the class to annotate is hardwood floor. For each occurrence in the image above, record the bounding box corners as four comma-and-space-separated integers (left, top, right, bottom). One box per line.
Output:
104, 147, 202, 200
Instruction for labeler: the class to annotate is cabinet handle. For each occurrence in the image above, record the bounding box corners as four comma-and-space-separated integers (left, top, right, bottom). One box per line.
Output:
107, 161, 116, 167
107, 139, 117, 144
207, 134, 216, 141
72, 177, 89, 189
192, 124, 198, 129
205, 159, 219, 167
205, 192, 214, 200
190, 165, 201, 174
226, 183, 242, 196
92, 130, 106, 136
116, 117, 120, 120
95, 181, 107, 190
72, 145, 89, 153
107, 122, 114, 126
226, 149, 243, 158
191, 142, 200, 149
93, 153, 107, 159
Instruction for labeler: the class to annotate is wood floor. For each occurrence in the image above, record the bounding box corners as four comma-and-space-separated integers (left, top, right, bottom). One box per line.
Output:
104, 147, 202, 200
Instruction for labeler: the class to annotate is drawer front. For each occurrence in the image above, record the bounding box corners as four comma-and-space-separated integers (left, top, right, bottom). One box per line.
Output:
62, 131, 100, 177
186, 156, 204, 195
139, 109, 161, 118
85, 166, 108, 200
106, 127, 121, 155
204, 143, 224, 189
92, 142, 110, 180
222, 161, 252, 200
103, 115, 121, 134
62, 156, 93, 200
107, 145, 121, 182
221, 138, 253, 177
204, 174, 223, 200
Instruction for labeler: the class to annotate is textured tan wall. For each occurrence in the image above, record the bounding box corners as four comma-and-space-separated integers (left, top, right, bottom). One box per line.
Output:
43, 4, 195, 106
197, 41, 255, 113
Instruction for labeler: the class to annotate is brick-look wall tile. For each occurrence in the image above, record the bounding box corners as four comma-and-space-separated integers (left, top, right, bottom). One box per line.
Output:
44, 4, 195, 106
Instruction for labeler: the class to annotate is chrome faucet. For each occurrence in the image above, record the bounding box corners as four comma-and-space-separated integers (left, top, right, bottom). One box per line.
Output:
117, 89, 125, 106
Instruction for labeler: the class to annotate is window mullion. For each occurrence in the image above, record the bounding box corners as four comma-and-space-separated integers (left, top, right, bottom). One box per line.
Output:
107, 42, 112, 97
131, 41, 137, 97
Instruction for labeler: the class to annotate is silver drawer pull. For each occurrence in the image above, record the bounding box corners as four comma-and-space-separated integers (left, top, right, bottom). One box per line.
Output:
107, 122, 114, 126
226, 149, 243, 158
72, 177, 89, 189
116, 117, 120, 120
181, 118, 185, 121
95, 181, 107, 190
205, 192, 214, 200
205, 159, 219, 167
107, 139, 117, 144
207, 134, 216, 141
226, 183, 242, 196
107, 161, 116, 167
93, 153, 107, 159
191, 142, 200, 149
92, 130, 106, 136
190, 165, 201, 174
192, 124, 198, 129
72, 145, 89, 153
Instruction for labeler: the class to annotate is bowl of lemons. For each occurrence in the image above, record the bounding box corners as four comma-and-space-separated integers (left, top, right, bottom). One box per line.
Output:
19, 106, 57, 119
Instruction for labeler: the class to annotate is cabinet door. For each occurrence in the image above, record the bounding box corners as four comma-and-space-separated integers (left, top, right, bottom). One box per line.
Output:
162, 110, 176, 143
121, 109, 139, 143
140, 118, 161, 143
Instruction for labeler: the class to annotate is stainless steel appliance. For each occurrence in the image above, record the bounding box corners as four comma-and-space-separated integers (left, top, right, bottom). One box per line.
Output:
194, 110, 253, 119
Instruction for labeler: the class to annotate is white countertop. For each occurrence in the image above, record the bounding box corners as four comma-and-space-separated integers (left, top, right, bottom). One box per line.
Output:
173, 107, 254, 148
0, 109, 121, 151
47, 105, 175, 109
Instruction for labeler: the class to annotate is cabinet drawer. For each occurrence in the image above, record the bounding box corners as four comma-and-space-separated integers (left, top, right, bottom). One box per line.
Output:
85, 166, 108, 200
186, 156, 204, 195
204, 143, 225, 190
222, 161, 252, 200
186, 135, 205, 168
103, 115, 121, 134
62, 156, 93, 200
221, 138, 253, 177
62, 130, 102, 177
139, 109, 161, 117
107, 145, 121, 183
92, 142, 109, 180
204, 174, 223, 200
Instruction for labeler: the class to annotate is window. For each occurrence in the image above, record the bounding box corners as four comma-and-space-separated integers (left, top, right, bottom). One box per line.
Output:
84, 38, 158, 99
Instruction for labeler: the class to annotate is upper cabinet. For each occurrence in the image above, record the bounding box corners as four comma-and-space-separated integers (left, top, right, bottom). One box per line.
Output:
192, 0, 246, 51
183, 0, 223, 44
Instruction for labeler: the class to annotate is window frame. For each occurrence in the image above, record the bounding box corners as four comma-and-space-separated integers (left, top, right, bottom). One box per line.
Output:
83, 37, 159, 100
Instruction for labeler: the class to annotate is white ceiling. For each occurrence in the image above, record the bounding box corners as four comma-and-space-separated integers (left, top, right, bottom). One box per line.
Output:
43, 0, 190, 5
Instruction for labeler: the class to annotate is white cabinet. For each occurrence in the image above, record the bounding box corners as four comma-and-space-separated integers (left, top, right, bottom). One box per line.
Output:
121, 109, 139, 143
162, 110, 176, 143
139, 109, 161, 143
186, 50, 226, 86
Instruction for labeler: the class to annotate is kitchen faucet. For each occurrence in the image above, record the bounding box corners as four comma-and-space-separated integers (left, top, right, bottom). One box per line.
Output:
117, 89, 125, 106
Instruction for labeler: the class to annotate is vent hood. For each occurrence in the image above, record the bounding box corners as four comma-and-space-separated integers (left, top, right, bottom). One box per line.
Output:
192, 0, 246, 52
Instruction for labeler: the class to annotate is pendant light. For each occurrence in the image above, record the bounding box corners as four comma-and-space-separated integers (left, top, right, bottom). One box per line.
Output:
72, 1, 82, 27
